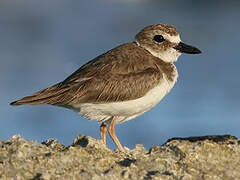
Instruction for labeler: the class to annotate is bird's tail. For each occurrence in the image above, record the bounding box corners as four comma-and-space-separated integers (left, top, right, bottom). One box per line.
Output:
10, 82, 67, 106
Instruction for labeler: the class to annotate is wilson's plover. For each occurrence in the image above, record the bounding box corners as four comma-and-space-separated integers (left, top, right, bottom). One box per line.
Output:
10, 24, 201, 151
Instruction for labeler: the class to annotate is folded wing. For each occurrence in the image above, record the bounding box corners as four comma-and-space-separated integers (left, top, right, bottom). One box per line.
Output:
10, 43, 163, 106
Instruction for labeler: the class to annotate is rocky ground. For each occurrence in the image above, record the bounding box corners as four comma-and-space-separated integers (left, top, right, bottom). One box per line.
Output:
0, 134, 240, 180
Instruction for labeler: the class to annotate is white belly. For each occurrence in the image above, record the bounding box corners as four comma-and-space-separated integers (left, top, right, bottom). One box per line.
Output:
69, 75, 176, 124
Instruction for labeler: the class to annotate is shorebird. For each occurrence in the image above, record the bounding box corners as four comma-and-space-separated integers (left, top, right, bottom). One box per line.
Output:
10, 24, 201, 151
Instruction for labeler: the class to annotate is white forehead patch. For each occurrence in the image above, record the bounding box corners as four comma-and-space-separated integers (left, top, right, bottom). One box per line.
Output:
164, 34, 181, 44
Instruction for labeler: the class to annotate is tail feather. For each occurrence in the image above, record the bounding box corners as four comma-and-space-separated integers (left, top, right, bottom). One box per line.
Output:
10, 82, 67, 106
10, 94, 59, 106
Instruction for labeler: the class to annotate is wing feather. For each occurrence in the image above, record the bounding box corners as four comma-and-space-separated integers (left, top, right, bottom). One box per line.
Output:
10, 43, 165, 106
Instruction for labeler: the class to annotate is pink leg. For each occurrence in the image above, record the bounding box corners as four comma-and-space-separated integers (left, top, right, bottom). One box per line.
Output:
100, 123, 107, 145
107, 117, 124, 151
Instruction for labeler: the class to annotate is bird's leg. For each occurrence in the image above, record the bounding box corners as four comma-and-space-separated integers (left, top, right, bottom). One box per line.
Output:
100, 123, 107, 145
107, 117, 124, 151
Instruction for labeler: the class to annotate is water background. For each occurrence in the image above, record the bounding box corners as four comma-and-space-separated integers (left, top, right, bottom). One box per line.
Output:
1, 0, 240, 149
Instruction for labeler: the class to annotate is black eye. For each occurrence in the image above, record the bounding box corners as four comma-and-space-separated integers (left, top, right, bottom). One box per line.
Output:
153, 35, 165, 43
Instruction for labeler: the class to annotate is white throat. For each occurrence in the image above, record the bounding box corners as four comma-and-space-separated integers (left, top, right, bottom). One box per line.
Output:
146, 47, 181, 63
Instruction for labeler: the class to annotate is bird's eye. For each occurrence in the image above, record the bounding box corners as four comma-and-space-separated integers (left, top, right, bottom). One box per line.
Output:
153, 35, 165, 43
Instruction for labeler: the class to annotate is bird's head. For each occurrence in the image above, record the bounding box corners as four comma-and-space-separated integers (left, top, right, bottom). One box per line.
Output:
135, 24, 201, 63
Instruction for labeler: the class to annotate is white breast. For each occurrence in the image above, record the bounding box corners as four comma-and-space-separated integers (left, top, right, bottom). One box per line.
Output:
70, 72, 178, 124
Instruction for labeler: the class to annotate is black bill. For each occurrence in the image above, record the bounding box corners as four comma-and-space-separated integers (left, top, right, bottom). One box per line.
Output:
174, 42, 201, 54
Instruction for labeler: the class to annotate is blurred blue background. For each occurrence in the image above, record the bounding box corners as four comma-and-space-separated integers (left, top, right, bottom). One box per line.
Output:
1, 0, 240, 150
